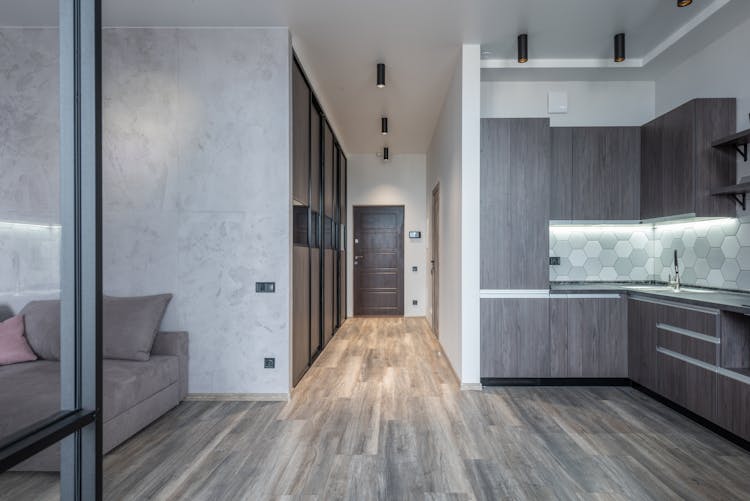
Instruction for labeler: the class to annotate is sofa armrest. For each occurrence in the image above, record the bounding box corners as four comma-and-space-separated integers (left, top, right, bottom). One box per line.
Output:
152, 331, 188, 401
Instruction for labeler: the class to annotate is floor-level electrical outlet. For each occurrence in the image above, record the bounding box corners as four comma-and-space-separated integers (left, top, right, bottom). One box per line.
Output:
264, 357, 275, 369
412, 300, 418, 306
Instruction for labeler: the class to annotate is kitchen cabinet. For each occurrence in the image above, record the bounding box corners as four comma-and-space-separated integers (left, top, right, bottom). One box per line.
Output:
717, 371, 750, 441
628, 298, 658, 390
292, 246, 310, 386
480, 298, 550, 378
550, 126, 639, 220
481, 118, 550, 289
640, 98, 736, 219
656, 349, 717, 421
550, 295, 628, 378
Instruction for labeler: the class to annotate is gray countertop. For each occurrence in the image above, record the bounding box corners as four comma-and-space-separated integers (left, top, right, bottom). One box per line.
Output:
550, 282, 750, 315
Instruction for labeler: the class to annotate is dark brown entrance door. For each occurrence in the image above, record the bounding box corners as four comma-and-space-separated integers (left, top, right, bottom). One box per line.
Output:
353, 206, 404, 316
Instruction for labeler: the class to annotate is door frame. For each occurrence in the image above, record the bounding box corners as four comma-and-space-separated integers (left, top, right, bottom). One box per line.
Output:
352, 205, 405, 317
431, 183, 439, 337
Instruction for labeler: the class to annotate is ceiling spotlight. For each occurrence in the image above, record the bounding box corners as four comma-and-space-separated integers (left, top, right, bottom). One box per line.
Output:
677, 0, 692, 6
383, 147, 390, 161
377, 63, 386, 88
614, 33, 626, 63
517, 34, 528, 64
381, 117, 388, 135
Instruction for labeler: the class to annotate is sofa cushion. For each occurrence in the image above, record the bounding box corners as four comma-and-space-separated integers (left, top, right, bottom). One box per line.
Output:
19, 300, 61, 360
0, 315, 38, 366
103, 294, 172, 361
0, 361, 59, 439
102, 356, 178, 421
0, 356, 179, 440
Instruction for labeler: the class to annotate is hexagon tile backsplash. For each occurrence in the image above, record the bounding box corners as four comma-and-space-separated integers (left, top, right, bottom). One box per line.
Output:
550, 218, 750, 291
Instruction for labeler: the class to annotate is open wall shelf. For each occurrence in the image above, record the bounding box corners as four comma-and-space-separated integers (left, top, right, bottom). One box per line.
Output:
711, 181, 750, 210
713, 128, 750, 162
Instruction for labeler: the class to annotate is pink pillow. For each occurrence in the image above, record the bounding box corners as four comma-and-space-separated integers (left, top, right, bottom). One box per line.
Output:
0, 315, 38, 366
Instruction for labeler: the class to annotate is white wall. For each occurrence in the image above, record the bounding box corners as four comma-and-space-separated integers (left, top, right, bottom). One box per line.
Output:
0, 27, 293, 396
426, 55, 463, 381
655, 14, 750, 180
346, 154, 427, 318
481, 80, 655, 127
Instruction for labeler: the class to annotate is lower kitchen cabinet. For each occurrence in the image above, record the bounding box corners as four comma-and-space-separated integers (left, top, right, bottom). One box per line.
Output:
628, 298, 658, 390
550, 295, 627, 377
717, 372, 750, 441
480, 298, 550, 378
656, 350, 717, 422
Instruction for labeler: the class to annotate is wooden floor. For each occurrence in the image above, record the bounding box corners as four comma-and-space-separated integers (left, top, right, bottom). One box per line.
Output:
2, 317, 750, 500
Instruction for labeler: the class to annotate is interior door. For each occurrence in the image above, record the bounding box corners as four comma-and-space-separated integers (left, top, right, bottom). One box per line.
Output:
431, 185, 439, 336
353, 206, 405, 316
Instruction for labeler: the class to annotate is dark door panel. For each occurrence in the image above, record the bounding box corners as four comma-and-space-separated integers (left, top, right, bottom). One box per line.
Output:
353, 206, 404, 316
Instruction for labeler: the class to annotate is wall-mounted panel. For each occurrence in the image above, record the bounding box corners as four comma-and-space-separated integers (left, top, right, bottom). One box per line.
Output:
292, 61, 310, 205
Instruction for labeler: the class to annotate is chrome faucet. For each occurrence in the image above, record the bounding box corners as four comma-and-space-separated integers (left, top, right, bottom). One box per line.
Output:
669, 249, 681, 292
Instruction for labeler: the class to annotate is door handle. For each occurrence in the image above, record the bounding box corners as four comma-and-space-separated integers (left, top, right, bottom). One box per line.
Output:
355, 255, 364, 259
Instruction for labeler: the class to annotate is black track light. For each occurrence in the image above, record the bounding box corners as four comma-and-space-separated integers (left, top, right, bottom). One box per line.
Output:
381, 117, 388, 135
614, 33, 626, 63
383, 147, 389, 161
377, 63, 386, 88
517, 34, 528, 64
677, 0, 692, 6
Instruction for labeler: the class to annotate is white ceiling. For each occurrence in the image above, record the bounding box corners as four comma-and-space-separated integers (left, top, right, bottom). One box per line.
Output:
1, 0, 748, 153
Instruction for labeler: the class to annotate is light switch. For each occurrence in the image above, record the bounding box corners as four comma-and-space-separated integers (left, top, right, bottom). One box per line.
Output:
548, 91, 568, 114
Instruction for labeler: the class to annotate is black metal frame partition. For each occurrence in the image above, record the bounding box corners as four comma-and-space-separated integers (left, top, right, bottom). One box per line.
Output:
0, 0, 102, 498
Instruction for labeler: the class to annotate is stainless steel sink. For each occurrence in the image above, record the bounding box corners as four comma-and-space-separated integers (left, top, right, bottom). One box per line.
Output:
623, 285, 715, 294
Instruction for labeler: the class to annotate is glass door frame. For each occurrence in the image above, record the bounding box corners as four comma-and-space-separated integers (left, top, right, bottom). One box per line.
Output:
0, 0, 103, 498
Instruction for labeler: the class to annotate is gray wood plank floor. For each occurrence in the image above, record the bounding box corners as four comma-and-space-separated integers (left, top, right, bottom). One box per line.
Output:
2, 317, 750, 500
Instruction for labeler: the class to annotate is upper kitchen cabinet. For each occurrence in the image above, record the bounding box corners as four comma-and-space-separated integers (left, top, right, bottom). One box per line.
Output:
292, 61, 310, 205
640, 98, 736, 220
481, 118, 551, 289
551, 126, 640, 220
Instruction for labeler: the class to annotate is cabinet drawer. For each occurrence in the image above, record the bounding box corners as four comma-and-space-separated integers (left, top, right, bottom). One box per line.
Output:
717, 370, 750, 442
657, 348, 717, 421
656, 323, 720, 365
654, 301, 719, 338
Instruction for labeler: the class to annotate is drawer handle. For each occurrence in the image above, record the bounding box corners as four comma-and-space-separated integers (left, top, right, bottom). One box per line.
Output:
656, 346, 719, 373
656, 323, 720, 345
717, 368, 750, 386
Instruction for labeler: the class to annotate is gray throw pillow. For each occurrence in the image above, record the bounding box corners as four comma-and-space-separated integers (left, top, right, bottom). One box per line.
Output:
19, 300, 61, 360
103, 294, 172, 361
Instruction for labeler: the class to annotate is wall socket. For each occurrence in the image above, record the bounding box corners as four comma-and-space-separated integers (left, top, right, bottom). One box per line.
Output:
549, 257, 561, 266
256, 282, 276, 293
412, 266, 418, 272
264, 357, 275, 369
412, 300, 418, 306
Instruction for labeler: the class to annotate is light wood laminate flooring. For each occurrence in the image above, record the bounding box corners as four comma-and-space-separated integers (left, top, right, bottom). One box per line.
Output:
2, 317, 750, 500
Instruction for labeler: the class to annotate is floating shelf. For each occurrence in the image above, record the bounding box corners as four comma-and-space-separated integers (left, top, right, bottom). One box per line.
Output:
712, 128, 750, 162
711, 181, 750, 210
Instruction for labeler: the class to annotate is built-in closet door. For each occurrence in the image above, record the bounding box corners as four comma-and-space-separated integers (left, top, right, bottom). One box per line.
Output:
323, 122, 335, 347
310, 103, 322, 359
291, 61, 311, 385
338, 153, 347, 326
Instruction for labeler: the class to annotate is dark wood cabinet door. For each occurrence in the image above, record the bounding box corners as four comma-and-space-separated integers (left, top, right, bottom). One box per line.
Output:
323, 249, 335, 346
310, 248, 321, 357
571, 127, 640, 220
628, 298, 658, 389
323, 122, 335, 218
292, 247, 310, 385
657, 351, 717, 421
310, 106, 322, 213
640, 118, 663, 220
481, 118, 550, 289
480, 298, 550, 378
550, 127, 573, 220
353, 206, 404, 316
717, 373, 750, 441
292, 62, 310, 205
660, 101, 695, 217
550, 296, 627, 377
694, 99, 736, 217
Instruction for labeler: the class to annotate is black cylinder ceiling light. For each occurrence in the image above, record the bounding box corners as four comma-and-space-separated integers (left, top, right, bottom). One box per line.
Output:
381, 117, 388, 135
677, 0, 693, 6
383, 147, 389, 161
517, 34, 528, 64
377, 63, 386, 88
614, 33, 626, 63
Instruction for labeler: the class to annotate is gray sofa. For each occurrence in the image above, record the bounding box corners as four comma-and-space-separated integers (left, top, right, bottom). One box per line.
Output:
0, 298, 188, 471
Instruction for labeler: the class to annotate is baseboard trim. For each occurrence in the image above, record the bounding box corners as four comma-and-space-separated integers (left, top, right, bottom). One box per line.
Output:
631, 382, 750, 453
185, 393, 289, 402
480, 377, 630, 387
460, 383, 483, 391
